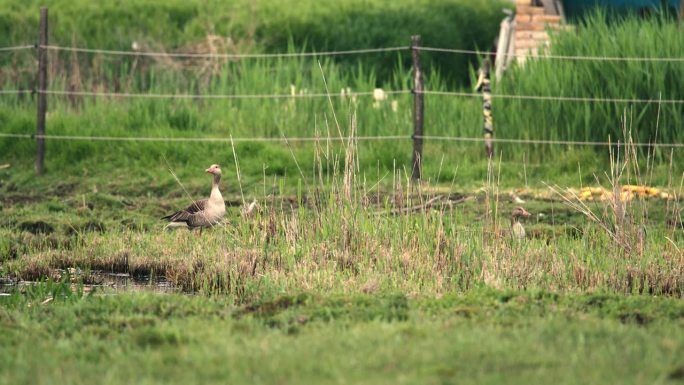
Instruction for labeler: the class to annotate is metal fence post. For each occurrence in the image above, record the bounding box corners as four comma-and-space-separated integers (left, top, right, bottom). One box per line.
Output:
411, 35, 424, 180
36, 7, 48, 176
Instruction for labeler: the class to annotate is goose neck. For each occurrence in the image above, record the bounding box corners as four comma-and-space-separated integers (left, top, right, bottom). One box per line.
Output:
212, 173, 221, 189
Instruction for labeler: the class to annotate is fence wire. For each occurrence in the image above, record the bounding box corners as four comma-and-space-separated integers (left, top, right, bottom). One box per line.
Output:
2, 132, 683, 148
36, 89, 411, 99
0, 44, 33, 52
40, 44, 409, 59
33, 43, 684, 63
0, 42, 679, 105
420, 90, 684, 105
13, 89, 680, 105
2, 41, 683, 151
416, 136, 684, 148
0, 132, 410, 143
416, 46, 684, 63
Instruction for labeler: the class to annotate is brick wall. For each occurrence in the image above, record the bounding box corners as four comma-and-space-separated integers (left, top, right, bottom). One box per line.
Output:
514, 0, 562, 63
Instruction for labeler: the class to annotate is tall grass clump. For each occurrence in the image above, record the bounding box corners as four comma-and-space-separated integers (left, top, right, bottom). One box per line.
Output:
496, 12, 684, 151
0, 0, 508, 86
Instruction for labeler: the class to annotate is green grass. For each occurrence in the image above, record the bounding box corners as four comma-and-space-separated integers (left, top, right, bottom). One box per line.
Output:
1, 286, 683, 385
2, 5, 684, 383
2, 160, 682, 297
498, 12, 684, 147
0, 0, 507, 86
1, 11, 683, 188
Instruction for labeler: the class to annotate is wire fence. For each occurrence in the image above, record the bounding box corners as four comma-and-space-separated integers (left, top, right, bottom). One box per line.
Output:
2, 132, 683, 149
416, 136, 684, 148
36, 89, 411, 99
0, 89, 680, 106
419, 90, 684, 105
7, 89, 673, 105
0, 44, 34, 52
0, 90, 27, 95
0, 132, 410, 142
0, 43, 681, 105
2, 43, 684, 62
414, 46, 684, 63
3, 89, 682, 106
0, 38, 683, 171
39, 44, 410, 58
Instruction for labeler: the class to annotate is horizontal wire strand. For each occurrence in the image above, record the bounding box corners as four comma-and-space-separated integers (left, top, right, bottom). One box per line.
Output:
416, 136, 684, 148
36, 43, 684, 63
0, 133, 411, 142
1, 132, 682, 148
37, 89, 411, 99
0, 44, 33, 52
30, 89, 683, 105
40, 45, 409, 58
416, 46, 684, 62
419, 90, 684, 105
0, 43, 677, 149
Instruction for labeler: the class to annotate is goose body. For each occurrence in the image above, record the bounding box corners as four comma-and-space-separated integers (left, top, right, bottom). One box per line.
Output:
496, 207, 531, 239
511, 219, 526, 239
162, 164, 226, 232
510, 207, 530, 239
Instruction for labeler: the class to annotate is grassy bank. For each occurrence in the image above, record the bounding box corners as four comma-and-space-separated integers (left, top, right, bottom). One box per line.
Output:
1, 287, 683, 384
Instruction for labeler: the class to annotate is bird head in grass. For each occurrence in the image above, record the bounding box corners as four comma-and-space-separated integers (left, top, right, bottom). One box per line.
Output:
205, 164, 221, 175
511, 207, 531, 240
512, 207, 531, 220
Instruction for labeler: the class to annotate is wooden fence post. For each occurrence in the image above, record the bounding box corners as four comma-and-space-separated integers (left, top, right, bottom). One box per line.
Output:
36, 7, 48, 176
411, 35, 424, 180
476, 58, 493, 159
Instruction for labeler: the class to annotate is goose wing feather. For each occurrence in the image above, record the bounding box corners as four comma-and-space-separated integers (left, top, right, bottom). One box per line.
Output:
162, 199, 208, 223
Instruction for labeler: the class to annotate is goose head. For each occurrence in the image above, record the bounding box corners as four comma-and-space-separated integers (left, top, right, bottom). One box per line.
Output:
205, 164, 222, 175
511, 207, 531, 221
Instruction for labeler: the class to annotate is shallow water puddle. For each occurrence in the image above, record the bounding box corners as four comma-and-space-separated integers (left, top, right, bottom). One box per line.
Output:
0, 270, 177, 294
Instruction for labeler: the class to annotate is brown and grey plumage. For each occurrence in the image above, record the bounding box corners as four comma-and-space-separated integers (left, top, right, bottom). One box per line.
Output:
496, 207, 531, 239
162, 164, 226, 234
510, 207, 531, 239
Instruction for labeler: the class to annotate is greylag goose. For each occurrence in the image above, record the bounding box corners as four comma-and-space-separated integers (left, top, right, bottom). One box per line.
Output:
496, 207, 531, 239
510, 207, 531, 239
162, 164, 226, 234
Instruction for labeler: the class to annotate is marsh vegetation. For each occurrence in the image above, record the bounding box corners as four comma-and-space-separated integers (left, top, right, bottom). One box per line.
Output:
1, 4, 683, 384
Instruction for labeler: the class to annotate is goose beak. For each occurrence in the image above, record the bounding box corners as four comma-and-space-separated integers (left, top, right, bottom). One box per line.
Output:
205, 167, 212, 174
